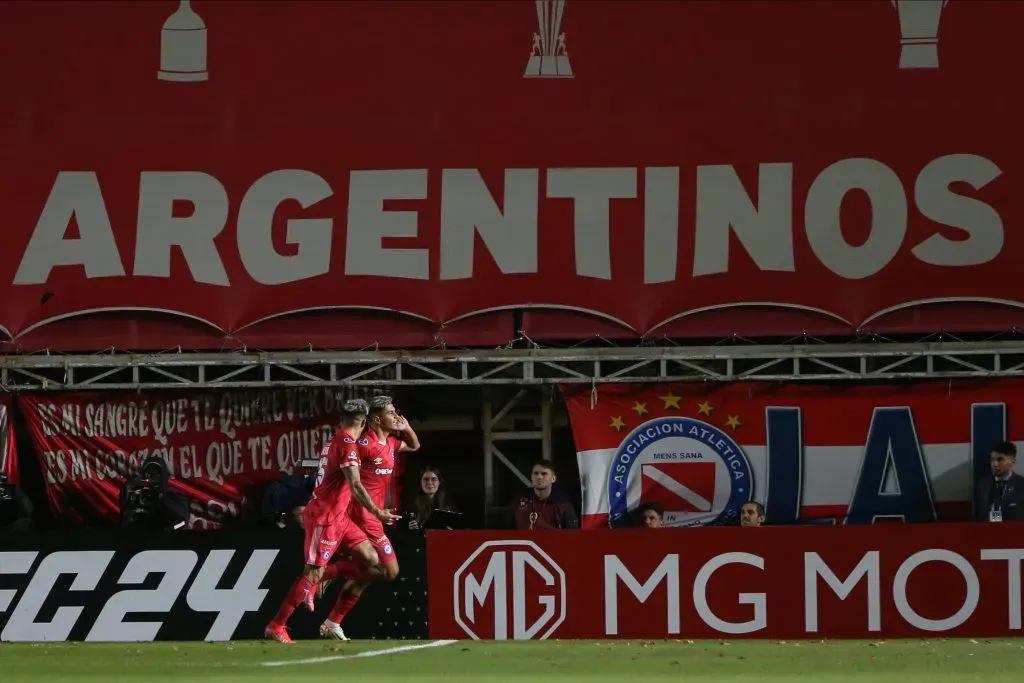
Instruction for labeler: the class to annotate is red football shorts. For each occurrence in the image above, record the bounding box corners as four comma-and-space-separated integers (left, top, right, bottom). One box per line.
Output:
304, 519, 369, 567
358, 517, 396, 564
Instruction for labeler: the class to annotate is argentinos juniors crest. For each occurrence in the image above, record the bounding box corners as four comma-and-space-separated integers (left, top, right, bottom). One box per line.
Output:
608, 415, 753, 527
565, 386, 755, 528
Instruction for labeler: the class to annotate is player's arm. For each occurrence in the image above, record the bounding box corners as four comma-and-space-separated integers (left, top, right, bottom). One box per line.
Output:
342, 463, 400, 523
394, 415, 420, 452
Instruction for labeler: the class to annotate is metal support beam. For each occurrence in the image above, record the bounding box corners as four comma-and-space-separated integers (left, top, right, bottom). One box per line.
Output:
491, 446, 531, 488
482, 388, 555, 522
492, 431, 543, 441
541, 387, 553, 462
492, 389, 526, 425
482, 397, 494, 514
4, 341, 1024, 389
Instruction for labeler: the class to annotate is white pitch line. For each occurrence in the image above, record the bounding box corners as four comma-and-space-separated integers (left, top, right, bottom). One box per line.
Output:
261, 639, 458, 667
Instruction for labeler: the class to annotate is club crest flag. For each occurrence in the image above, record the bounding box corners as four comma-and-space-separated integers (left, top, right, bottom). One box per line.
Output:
562, 381, 1024, 529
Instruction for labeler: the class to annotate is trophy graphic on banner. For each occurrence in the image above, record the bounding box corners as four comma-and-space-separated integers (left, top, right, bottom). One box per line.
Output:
158, 0, 209, 82
524, 0, 573, 78
892, 0, 949, 70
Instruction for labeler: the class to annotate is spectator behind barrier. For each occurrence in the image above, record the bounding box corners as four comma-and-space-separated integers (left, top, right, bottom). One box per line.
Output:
0, 474, 34, 532
406, 465, 461, 530
975, 441, 1024, 522
512, 460, 579, 530
261, 474, 315, 529
740, 501, 765, 527
635, 502, 664, 528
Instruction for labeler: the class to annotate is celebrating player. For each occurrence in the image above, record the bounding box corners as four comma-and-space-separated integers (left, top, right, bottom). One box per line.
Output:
316, 394, 420, 640
264, 399, 401, 644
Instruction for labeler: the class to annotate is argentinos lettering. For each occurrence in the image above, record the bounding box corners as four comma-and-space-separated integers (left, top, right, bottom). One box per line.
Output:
12, 157, 1003, 287
0, 548, 278, 642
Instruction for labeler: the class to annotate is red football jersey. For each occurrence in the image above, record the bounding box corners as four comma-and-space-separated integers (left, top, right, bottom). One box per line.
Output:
305, 429, 362, 526
348, 433, 402, 520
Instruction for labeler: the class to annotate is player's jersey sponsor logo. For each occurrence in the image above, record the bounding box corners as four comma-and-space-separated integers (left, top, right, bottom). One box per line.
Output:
607, 416, 753, 527
358, 438, 369, 446
343, 436, 355, 443
374, 468, 394, 476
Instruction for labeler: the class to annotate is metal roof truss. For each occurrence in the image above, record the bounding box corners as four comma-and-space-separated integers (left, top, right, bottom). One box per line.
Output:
3, 341, 1024, 390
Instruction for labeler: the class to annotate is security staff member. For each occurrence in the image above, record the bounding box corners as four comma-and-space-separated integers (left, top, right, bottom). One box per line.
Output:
975, 441, 1024, 522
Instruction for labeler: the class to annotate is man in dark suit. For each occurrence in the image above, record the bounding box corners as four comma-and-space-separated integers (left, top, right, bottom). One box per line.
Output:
975, 441, 1024, 522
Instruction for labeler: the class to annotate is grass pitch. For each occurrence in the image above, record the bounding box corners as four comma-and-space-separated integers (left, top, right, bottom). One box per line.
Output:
1, 638, 1020, 683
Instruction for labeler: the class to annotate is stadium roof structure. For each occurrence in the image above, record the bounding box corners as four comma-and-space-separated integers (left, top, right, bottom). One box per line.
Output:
2, 339, 1024, 391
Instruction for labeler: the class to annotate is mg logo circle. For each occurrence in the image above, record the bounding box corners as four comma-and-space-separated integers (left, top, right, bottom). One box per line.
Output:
453, 540, 566, 640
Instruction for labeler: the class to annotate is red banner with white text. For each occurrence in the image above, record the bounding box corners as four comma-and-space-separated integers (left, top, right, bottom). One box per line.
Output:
17, 388, 366, 527
563, 381, 1020, 528
0, 394, 16, 486
1, 1, 1023, 351
428, 525, 1024, 640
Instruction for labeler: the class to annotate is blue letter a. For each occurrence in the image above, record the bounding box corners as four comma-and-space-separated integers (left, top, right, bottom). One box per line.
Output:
845, 407, 935, 524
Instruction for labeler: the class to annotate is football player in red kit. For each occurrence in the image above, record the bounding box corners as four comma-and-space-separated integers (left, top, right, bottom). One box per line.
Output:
264, 399, 401, 644
316, 394, 419, 640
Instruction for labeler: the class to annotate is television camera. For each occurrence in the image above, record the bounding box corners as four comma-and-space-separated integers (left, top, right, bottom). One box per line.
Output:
119, 455, 188, 530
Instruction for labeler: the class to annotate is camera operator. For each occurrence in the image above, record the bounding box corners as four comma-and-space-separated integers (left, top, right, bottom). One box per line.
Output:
0, 473, 34, 532
261, 474, 314, 530
119, 455, 189, 530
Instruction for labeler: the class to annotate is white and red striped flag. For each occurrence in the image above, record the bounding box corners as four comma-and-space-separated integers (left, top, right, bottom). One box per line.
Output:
562, 381, 1023, 528
0, 394, 16, 487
